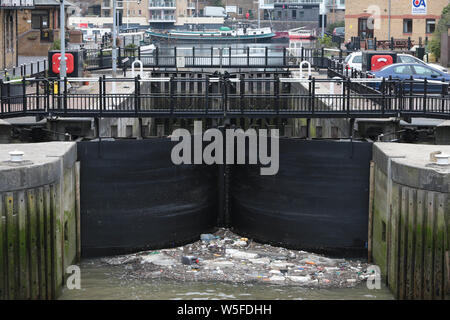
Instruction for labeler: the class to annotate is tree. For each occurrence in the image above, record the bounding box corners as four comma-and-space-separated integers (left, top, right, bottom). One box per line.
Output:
429, 4, 450, 59
210, 0, 223, 6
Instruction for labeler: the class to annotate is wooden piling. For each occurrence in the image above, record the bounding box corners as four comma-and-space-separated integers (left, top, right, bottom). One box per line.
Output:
368, 161, 375, 264
0, 195, 5, 300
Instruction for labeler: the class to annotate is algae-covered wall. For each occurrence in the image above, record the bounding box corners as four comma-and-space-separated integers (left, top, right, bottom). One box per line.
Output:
0, 142, 79, 300
372, 143, 450, 300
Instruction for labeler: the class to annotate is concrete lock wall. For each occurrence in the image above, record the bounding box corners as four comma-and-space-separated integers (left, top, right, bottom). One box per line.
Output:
0, 143, 80, 300
372, 143, 450, 300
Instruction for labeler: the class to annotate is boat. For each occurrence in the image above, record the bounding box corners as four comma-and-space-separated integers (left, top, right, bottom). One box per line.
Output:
288, 27, 316, 40
146, 26, 275, 43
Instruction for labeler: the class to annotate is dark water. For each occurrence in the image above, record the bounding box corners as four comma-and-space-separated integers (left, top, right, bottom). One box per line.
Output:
60, 259, 394, 300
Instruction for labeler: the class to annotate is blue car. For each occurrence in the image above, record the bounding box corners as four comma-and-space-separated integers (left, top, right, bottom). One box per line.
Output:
369, 63, 450, 93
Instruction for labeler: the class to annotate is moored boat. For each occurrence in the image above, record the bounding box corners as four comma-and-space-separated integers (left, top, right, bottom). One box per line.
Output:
288, 27, 316, 40
146, 26, 275, 43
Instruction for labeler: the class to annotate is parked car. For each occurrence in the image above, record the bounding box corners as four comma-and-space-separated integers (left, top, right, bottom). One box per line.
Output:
344, 52, 363, 70
343, 52, 448, 73
368, 63, 450, 93
333, 27, 345, 37
396, 54, 448, 73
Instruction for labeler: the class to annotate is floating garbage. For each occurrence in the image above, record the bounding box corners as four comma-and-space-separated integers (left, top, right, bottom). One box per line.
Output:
181, 256, 199, 265
200, 234, 216, 242
107, 228, 371, 289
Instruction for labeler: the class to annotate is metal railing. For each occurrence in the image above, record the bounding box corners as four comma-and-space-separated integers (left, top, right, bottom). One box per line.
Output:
0, 75, 448, 119
82, 46, 337, 71
0, 59, 47, 80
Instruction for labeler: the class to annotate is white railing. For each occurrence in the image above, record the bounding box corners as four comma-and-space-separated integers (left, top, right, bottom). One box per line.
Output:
0, 0, 34, 7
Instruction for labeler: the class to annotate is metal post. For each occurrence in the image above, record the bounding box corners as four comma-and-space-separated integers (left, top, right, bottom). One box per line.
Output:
112, 0, 118, 91
442, 79, 446, 114
0, 79, 3, 115
22, 76, 27, 113
99, 76, 103, 116
60, 0, 67, 83
388, 0, 391, 40
423, 78, 427, 114
64, 76, 68, 114
311, 77, 315, 114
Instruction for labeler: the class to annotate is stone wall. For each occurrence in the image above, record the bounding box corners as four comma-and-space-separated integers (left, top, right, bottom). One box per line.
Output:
371, 143, 449, 300
0, 142, 80, 300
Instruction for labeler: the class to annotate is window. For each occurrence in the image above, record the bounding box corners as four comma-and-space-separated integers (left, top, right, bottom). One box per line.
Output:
31, 10, 50, 30
238, 7, 242, 15
394, 66, 414, 75
426, 19, 435, 34
352, 55, 362, 63
403, 19, 412, 34
5, 12, 14, 51
413, 65, 440, 77
292, 10, 296, 19
358, 18, 373, 40
398, 55, 418, 64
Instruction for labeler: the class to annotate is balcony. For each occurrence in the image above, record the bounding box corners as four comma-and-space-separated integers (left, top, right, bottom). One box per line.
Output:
148, 1, 176, 9
0, 0, 34, 8
149, 15, 176, 22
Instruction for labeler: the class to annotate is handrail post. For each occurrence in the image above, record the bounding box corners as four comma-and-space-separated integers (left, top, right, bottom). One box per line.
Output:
99, 76, 103, 116
174, 46, 177, 68
22, 76, 27, 114
265, 47, 268, 67
135, 75, 140, 115
274, 74, 280, 114
223, 76, 228, 117
99, 48, 103, 68
35, 78, 40, 111
240, 74, 245, 114
423, 78, 427, 114
388, 75, 392, 111
7, 78, 11, 113
381, 78, 386, 115
0, 79, 4, 115
321, 47, 325, 68
346, 77, 351, 115
205, 75, 210, 115
442, 79, 446, 114
311, 77, 315, 115
170, 76, 175, 115
64, 77, 68, 114
211, 47, 214, 67
247, 47, 250, 67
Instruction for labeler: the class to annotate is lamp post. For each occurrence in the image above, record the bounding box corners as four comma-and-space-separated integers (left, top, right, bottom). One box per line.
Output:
112, 0, 118, 82
388, 0, 391, 40
59, 0, 66, 80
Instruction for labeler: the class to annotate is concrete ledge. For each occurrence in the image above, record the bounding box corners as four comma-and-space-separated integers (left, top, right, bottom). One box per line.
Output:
373, 142, 450, 193
0, 142, 77, 192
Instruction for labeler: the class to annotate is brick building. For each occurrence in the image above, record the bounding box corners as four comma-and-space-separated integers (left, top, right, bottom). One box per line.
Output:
1, 0, 34, 70
16, 0, 68, 56
344, 0, 450, 43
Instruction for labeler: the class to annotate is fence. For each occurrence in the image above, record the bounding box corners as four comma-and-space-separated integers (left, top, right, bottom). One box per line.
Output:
0, 75, 448, 120
0, 59, 48, 80
82, 46, 336, 71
